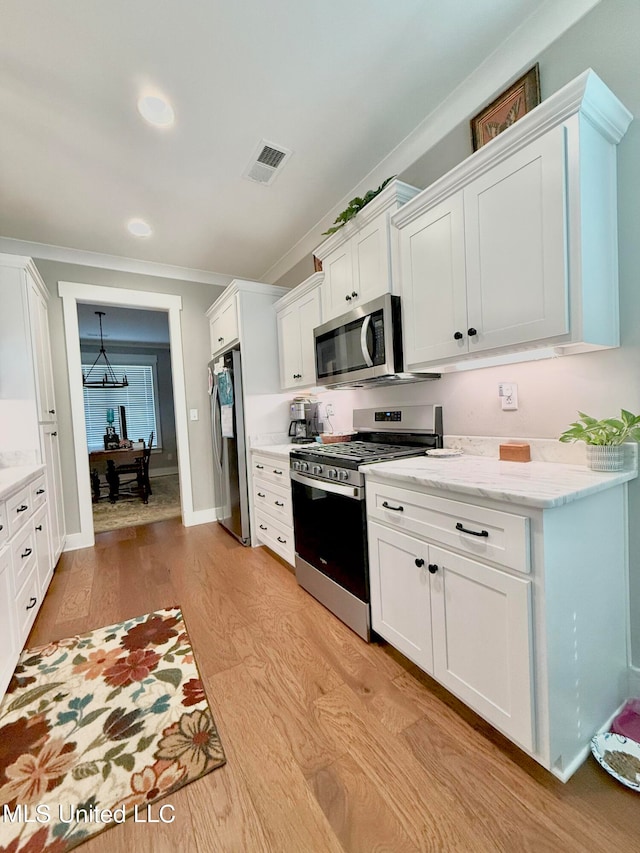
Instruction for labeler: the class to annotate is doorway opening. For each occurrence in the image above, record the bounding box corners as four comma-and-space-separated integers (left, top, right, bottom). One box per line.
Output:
59, 281, 195, 550
79, 303, 181, 533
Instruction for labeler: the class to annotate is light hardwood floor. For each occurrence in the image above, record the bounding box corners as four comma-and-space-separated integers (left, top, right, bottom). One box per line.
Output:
28, 519, 640, 852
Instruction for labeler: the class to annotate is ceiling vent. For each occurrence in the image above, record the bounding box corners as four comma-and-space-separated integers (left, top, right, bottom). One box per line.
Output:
243, 139, 292, 186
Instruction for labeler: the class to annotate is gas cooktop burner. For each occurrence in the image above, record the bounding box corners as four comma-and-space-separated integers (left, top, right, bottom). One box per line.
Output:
301, 441, 424, 463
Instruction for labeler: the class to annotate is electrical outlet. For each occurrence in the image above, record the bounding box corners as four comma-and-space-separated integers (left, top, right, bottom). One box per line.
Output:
325, 403, 335, 416
498, 383, 518, 411
190, 409, 199, 421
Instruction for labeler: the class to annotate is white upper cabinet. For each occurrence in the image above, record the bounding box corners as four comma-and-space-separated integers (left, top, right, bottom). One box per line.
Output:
27, 273, 57, 422
208, 291, 239, 357
314, 180, 420, 323
275, 273, 323, 391
393, 70, 632, 372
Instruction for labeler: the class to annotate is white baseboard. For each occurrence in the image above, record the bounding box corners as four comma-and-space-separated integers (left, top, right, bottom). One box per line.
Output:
63, 531, 95, 552
183, 507, 219, 527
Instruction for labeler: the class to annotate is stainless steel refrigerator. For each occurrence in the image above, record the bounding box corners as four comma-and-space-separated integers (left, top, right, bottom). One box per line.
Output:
208, 347, 251, 545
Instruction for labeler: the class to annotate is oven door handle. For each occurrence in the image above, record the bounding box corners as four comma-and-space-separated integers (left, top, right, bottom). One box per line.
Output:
291, 470, 364, 500
360, 315, 374, 367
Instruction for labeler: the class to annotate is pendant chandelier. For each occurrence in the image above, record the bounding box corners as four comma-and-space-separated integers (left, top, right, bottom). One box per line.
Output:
82, 311, 129, 389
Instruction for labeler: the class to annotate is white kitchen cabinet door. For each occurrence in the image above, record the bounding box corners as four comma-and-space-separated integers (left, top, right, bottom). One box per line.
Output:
0, 547, 18, 699
27, 276, 57, 422
277, 283, 322, 390
350, 211, 391, 306
399, 191, 468, 368
368, 521, 434, 674
322, 242, 353, 321
210, 293, 239, 356
33, 504, 53, 596
297, 286, 322, 385
463, 126, 568, 354
40, 424, 65, 563
277, 304, 302, 389
429, 545, 534, 751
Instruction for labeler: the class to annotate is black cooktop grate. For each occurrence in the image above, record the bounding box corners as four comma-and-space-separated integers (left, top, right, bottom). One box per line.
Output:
296, 441, 424, 463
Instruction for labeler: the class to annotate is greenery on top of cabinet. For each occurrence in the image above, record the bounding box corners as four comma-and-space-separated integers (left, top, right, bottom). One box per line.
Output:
322, 176, 395, 235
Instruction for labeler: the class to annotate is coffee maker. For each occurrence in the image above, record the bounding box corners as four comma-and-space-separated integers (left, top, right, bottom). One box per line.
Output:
288, 398, 322, 443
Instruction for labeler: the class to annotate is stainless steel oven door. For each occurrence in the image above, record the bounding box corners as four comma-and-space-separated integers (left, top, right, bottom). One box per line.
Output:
290, 471, 369, 602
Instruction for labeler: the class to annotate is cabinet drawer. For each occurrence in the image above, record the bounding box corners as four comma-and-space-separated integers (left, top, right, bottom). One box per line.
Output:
253, 480, 292, 526
255, 510, 294, 566
12, 523, 37, 594
7, 485, 32, 537
16, 565, 40, 646
367, 481, 530, 573
252, 456, 289, 488
31, 475, 47, 510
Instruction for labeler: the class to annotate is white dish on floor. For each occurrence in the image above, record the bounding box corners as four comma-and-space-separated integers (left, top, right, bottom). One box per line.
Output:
426, 448, 464, 458
591, 732, 640, 790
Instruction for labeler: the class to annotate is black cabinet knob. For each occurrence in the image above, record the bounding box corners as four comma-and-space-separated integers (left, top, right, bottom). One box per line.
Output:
51, 432, 57, 437
453, 331, 463, 340
351, 291, 358, 298
467, 327, 478, 337
428, 564, 439, 574
345, 295, 352, 301
48, 409, 55, 414
415, 558, 425, 568
35, 525, 42, 531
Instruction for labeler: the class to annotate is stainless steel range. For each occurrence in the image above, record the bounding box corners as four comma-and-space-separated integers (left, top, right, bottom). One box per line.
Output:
290, 404, 443, 640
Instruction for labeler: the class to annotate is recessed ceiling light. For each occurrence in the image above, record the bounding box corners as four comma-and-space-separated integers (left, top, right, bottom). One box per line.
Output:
127, 218, 152, 238
137, 94, 175, 127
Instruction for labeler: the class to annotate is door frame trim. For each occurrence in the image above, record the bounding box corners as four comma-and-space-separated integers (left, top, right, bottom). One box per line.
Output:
59, 281, 194, 548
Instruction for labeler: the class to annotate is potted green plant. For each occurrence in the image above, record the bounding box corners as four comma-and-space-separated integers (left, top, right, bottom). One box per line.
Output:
559, 409, 640, 471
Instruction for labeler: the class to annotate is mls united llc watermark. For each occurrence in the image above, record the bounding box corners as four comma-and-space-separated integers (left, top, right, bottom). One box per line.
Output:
3, 803, 175, 825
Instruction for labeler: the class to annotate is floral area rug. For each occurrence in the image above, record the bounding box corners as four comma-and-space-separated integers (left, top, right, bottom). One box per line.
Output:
0, 607, 225, 853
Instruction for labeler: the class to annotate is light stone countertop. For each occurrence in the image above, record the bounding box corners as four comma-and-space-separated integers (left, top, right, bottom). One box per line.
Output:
250, 444, 296, 462
362, 454, 638, 509
0, 465, 45, 501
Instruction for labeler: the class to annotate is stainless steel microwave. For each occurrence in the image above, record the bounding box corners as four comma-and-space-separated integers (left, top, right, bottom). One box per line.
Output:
314, 294, 440, 389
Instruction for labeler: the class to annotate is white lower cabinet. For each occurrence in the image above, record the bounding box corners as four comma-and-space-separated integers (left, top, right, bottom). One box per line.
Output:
367, 474, 630, 780
0, 469, 56, 702
368, 521, 533, 751
251, 452, 294, 566
0, 546, 18, 698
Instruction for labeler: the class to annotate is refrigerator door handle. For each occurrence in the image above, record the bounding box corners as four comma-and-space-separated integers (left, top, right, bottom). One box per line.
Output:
212, 384, 223, 470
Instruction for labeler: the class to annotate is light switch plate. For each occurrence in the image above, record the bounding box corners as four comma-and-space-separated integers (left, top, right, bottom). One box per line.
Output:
190, 409, 199, 421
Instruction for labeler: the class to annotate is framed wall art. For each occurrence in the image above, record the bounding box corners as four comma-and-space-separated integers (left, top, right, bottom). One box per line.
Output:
471, 64, 541, 151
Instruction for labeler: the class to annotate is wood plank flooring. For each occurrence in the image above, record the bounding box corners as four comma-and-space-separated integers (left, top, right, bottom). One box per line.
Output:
26, 519, 640, 852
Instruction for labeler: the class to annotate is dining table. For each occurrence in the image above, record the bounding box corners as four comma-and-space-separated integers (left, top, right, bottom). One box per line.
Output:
89, 446, 145, 503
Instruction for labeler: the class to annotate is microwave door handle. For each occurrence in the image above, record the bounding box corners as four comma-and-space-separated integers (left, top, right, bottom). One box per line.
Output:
360, 315, 374, 367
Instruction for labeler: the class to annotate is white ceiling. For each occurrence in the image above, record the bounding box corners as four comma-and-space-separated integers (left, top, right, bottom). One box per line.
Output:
0, 1, 594, 283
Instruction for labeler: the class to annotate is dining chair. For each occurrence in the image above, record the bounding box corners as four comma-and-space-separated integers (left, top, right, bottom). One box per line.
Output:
114, 431, 154, 503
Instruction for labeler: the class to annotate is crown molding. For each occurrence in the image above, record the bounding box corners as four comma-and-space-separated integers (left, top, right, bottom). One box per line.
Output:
392, 68, 632, 229
0, 236, 234, 287
261, 0, 603, 284
274, 272, 324, 310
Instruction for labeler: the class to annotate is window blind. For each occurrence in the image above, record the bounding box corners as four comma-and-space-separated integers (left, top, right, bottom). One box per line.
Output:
83, 363, 159, 451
